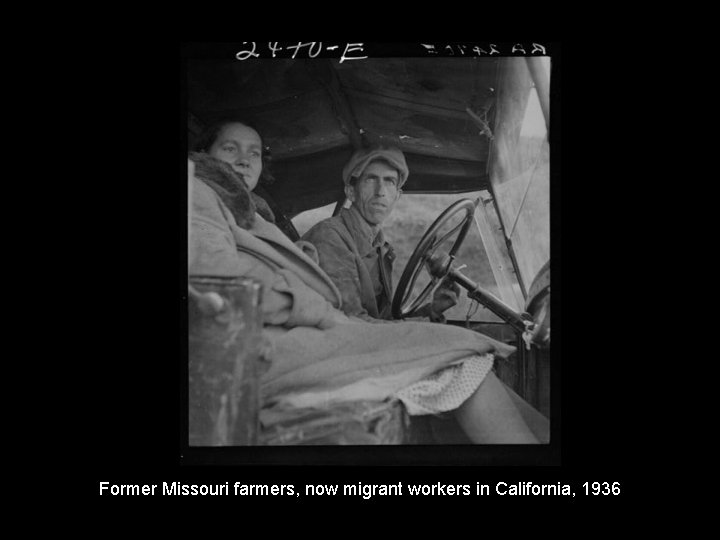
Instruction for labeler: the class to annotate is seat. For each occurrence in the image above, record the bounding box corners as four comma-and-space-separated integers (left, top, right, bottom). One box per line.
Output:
254, 185, 301, 242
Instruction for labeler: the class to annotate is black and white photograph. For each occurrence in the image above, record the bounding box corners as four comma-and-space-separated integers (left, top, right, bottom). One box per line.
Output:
183, 42, 555, 465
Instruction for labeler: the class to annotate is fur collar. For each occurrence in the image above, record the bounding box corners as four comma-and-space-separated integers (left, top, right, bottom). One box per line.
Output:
188, 152, 275, 228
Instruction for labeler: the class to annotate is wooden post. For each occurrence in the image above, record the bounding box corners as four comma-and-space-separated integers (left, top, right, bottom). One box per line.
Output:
473, 195, 526, 312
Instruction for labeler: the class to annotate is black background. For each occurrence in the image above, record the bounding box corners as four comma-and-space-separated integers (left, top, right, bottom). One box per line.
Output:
60, 39, 653, 509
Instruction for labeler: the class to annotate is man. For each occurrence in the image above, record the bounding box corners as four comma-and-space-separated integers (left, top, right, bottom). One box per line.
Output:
303, 145, 459, 322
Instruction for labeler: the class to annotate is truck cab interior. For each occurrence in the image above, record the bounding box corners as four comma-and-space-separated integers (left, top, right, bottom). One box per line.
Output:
186, 44, 552, 449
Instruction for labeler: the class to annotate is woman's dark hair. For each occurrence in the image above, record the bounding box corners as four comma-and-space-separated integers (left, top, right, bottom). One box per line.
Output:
192, 117, 275, 186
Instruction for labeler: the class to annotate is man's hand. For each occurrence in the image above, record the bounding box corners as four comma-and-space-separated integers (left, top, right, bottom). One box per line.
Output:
429, 277, 460, 320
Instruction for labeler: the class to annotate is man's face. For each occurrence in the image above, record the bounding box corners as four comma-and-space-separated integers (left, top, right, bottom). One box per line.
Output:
347, 161, 401, 226
208, 122, 263, 191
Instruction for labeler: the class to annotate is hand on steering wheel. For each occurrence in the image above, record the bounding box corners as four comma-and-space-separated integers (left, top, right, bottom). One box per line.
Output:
429, 277, 461, 319
391, 198, 477, 319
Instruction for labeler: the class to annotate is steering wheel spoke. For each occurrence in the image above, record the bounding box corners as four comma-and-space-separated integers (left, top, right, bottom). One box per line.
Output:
405, 276, 439, 315
401, 257, 427, 306
431, 220, 466, 256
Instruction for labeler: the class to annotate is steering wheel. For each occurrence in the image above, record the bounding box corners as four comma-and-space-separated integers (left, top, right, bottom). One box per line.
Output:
391, 198, 477, 319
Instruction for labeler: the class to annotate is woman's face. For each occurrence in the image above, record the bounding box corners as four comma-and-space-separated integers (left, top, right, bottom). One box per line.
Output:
208, 123, 263, 191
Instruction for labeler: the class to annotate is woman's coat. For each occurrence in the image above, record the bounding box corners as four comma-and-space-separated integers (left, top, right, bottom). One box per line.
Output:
189, 168, 514, 406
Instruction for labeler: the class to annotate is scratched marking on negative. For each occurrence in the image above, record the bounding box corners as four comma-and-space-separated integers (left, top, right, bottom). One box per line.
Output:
234, 42, 548, 61
420, 43, 547, 56
236, 42, 368, 62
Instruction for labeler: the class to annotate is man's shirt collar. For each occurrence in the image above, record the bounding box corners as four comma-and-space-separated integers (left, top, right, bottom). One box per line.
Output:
343, 205, 387, 256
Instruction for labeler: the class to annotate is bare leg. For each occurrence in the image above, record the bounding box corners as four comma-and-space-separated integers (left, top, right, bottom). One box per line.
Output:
504, 385, 550, 443
455, 371, 540, 444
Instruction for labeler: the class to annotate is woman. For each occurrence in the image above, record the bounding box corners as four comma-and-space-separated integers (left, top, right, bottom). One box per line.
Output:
189, 119, 549, 444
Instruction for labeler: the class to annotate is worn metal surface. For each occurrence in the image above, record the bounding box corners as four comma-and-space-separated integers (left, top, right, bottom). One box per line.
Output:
188, 277, 263, 446
259, 400, 407, 445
